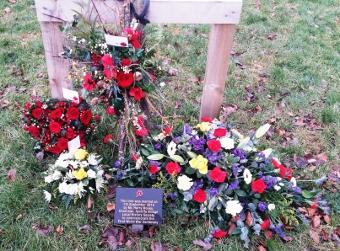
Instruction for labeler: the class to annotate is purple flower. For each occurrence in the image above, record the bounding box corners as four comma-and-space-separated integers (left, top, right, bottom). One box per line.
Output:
189, 179, 204, 194
270, 223, 286, 238
315, 175, 327, 185
167, 192, 178, 200
204, 148, 222, 164
210, 187, 219, 196
293, 186, 302, 194
189, 136, 206, 152
173, 136, 181, 143
261, 175, 277, 189
232, 164, 239, 177
258, 202, 267, 212
228, 180, 239, 190
154, 142, 162, 150
149, 160, 160, 166
233, 148, 247, 159
184, 124, 192, 134
114, 160, 121, 167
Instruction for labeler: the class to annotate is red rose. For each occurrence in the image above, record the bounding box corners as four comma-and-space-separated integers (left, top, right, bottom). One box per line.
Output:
272, 159, 285, 169
117, 71, 134, 88
136, 127, 148, 136
251, 179, 266, 194
209, 167, 227, 183
103, 134, 114, 143
213, 128, 227, 137
65, 127, 75, 139
148, 165, 159, 174
67, 107, 80, 120
193, 189, 207, 203
129, 87, 146, 101
35, 101, 42, 107
57, 137, 69, 150
260, 219, 270, 229
58, 101, 66, 107
24, 102, 31, 109
165, 162, 181, 175
28, 126, 40, 138
83, 74, 96, 91
201, 116, 212, 123
213, 230, 228, 238
121, 58, 131, 66
31, 107, 43, 119
50, 107, 64, 119
162, 126, 172, 136
80, 110, 92, 124
47, 145, 62, 154
49, 121, 62, 134
106, 107, 116, 115
207, 139, 221, 152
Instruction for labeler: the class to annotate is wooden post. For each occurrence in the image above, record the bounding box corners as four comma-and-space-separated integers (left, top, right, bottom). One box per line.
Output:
40, 22, 72, 98
200, 24, 236, 119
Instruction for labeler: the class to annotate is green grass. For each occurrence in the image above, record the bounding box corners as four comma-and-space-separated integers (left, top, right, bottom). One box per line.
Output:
1, 0, 340, 250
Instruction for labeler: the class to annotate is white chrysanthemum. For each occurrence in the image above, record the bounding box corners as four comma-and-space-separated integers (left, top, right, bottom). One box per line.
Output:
65, 170, 75, 180
273, 185, 281, 191
58, 182, 70, 194
55, 159, 70, 168
136, 157, 143, 169
268, 204, 276, 211
167, 141, 177, 155
79, 161, 88, 168
74, 182, 86, 198
290, 177, 297, 187
58, 152, 73, 161
220, 137, 234, 149
52, 171, 62, 181
87, 169, 96, 179
225, 200, 243, 216
177, 175, 194, 191
87, 154, 99, 165
243, 168, 252, 184
95, 176, 105, 193
44, 175, 53, 183
43, 190, 52, 203
68, 160, 80, 169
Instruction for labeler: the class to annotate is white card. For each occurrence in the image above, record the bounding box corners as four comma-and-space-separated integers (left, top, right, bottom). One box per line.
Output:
104, 34, 128, 47
68, 136, 81, 154
62, 88, 79, 104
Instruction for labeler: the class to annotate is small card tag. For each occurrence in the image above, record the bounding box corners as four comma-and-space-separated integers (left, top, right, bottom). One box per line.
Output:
62, 88, 79, 103
68, 136, 81, 154
104, 34, 128, 47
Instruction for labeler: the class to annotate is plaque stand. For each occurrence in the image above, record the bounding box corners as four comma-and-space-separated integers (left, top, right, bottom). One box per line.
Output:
131, 224, 144, 232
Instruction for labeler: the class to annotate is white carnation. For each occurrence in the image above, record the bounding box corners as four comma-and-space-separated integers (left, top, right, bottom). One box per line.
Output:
225, 200, 243, 216
220, 137, 234, 149
177, 175, 194, 191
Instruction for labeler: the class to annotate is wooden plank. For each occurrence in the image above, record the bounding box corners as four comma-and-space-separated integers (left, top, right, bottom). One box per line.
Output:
35, 0, 242, 24
39, 22, 72, 99
200, 24, 235, 119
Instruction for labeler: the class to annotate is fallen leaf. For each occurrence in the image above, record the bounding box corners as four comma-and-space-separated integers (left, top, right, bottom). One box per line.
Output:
294, 155, 308, 168
32, 223, 54, 237
1, 100, 11, 109
107, 183, 117, 199
8, 0, 16, 3
7, 64, 15, 72
254, 64, 263, 70
193, 239, 212, 250
87, 210, 92, 220
264, 229, 274, 240
87, 196, 93, 209
320, 229, 329, 241
7, 168, 17, 182
282, 236, 293, 242
219, 104, 238, 122
167, 67, 178, 76
107, 202, 115, 212
56, 225, 63, 234
16, 214, 23, 220
107, 235, 118, 250
36, 151, 44, 161
0, 229, 2, 235
315, 152, 328, 163
312, 215, 321, 228
257, 245, 267, 251
125, 239, 135, 249
245, 211, 253, 227
323, 215, 331, 224
330, 231, 340, 246
149, 225, 155, 238
48, 204, 58, 210
267, 33, 278, 40
228, 222, 237, 235
4, 7, 11, 13
78, 225, 91, 234
118, 229, 126, 244
36, 72, 44, 78
309, 229, 320, 243
151, 242, 164, 251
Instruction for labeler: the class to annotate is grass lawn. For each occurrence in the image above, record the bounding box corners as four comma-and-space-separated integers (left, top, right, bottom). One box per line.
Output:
0, 0, 339, 250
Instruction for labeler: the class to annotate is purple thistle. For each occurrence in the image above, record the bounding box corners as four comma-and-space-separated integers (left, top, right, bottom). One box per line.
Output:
258, 202, 267, 212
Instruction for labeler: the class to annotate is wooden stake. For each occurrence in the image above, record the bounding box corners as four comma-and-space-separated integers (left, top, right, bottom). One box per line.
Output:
200, 24, 236, 120
39, 22, 72, 99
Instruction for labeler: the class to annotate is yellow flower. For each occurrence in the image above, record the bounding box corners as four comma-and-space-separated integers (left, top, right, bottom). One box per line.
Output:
197, 122, 211, 132
189, 155, 208, 174
74, 149, 88, 160
74, 168, 88, 180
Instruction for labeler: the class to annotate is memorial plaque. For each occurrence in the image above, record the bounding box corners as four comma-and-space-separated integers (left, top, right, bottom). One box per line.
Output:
114, 188, 163, 225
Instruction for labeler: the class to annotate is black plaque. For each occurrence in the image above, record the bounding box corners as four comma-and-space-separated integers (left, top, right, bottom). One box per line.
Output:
114, 188, 163, 225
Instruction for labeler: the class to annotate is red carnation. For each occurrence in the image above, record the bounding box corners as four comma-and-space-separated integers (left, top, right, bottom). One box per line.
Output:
280, 167, 293, 181
163, 126, 173, 136
260, 219, 270, 229
57, 137, 69, 150
148, 165, 159, 174
31, 107, 43, 119
83, 74, 96, 91
80, 110, 92, 125
207, 139, 222, 152
213, 128, 227, 137
201, 116, 212, 123
28, 126, 40, 138
49, 121, 62, 134
35, 101, 42, 107
122, 28, 141, 49
106, 107, 116, 115
101, 54, 114, 67
67, 107, 80, 120
251, 179, 266, 194
129, 87, 146, 101
193, 189, 207, 203
48, 145, 62, 154
103, 134, 114, 143
213, 230, 228, 239
50, 107, 64, 119
136, 127, 148, 136
117, 71, 134, 88
131, 155, 139, 161
272, 159, 285, 169
165, 162, 181, 175
121, 58, 131, 67
209, 167, 227, 183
